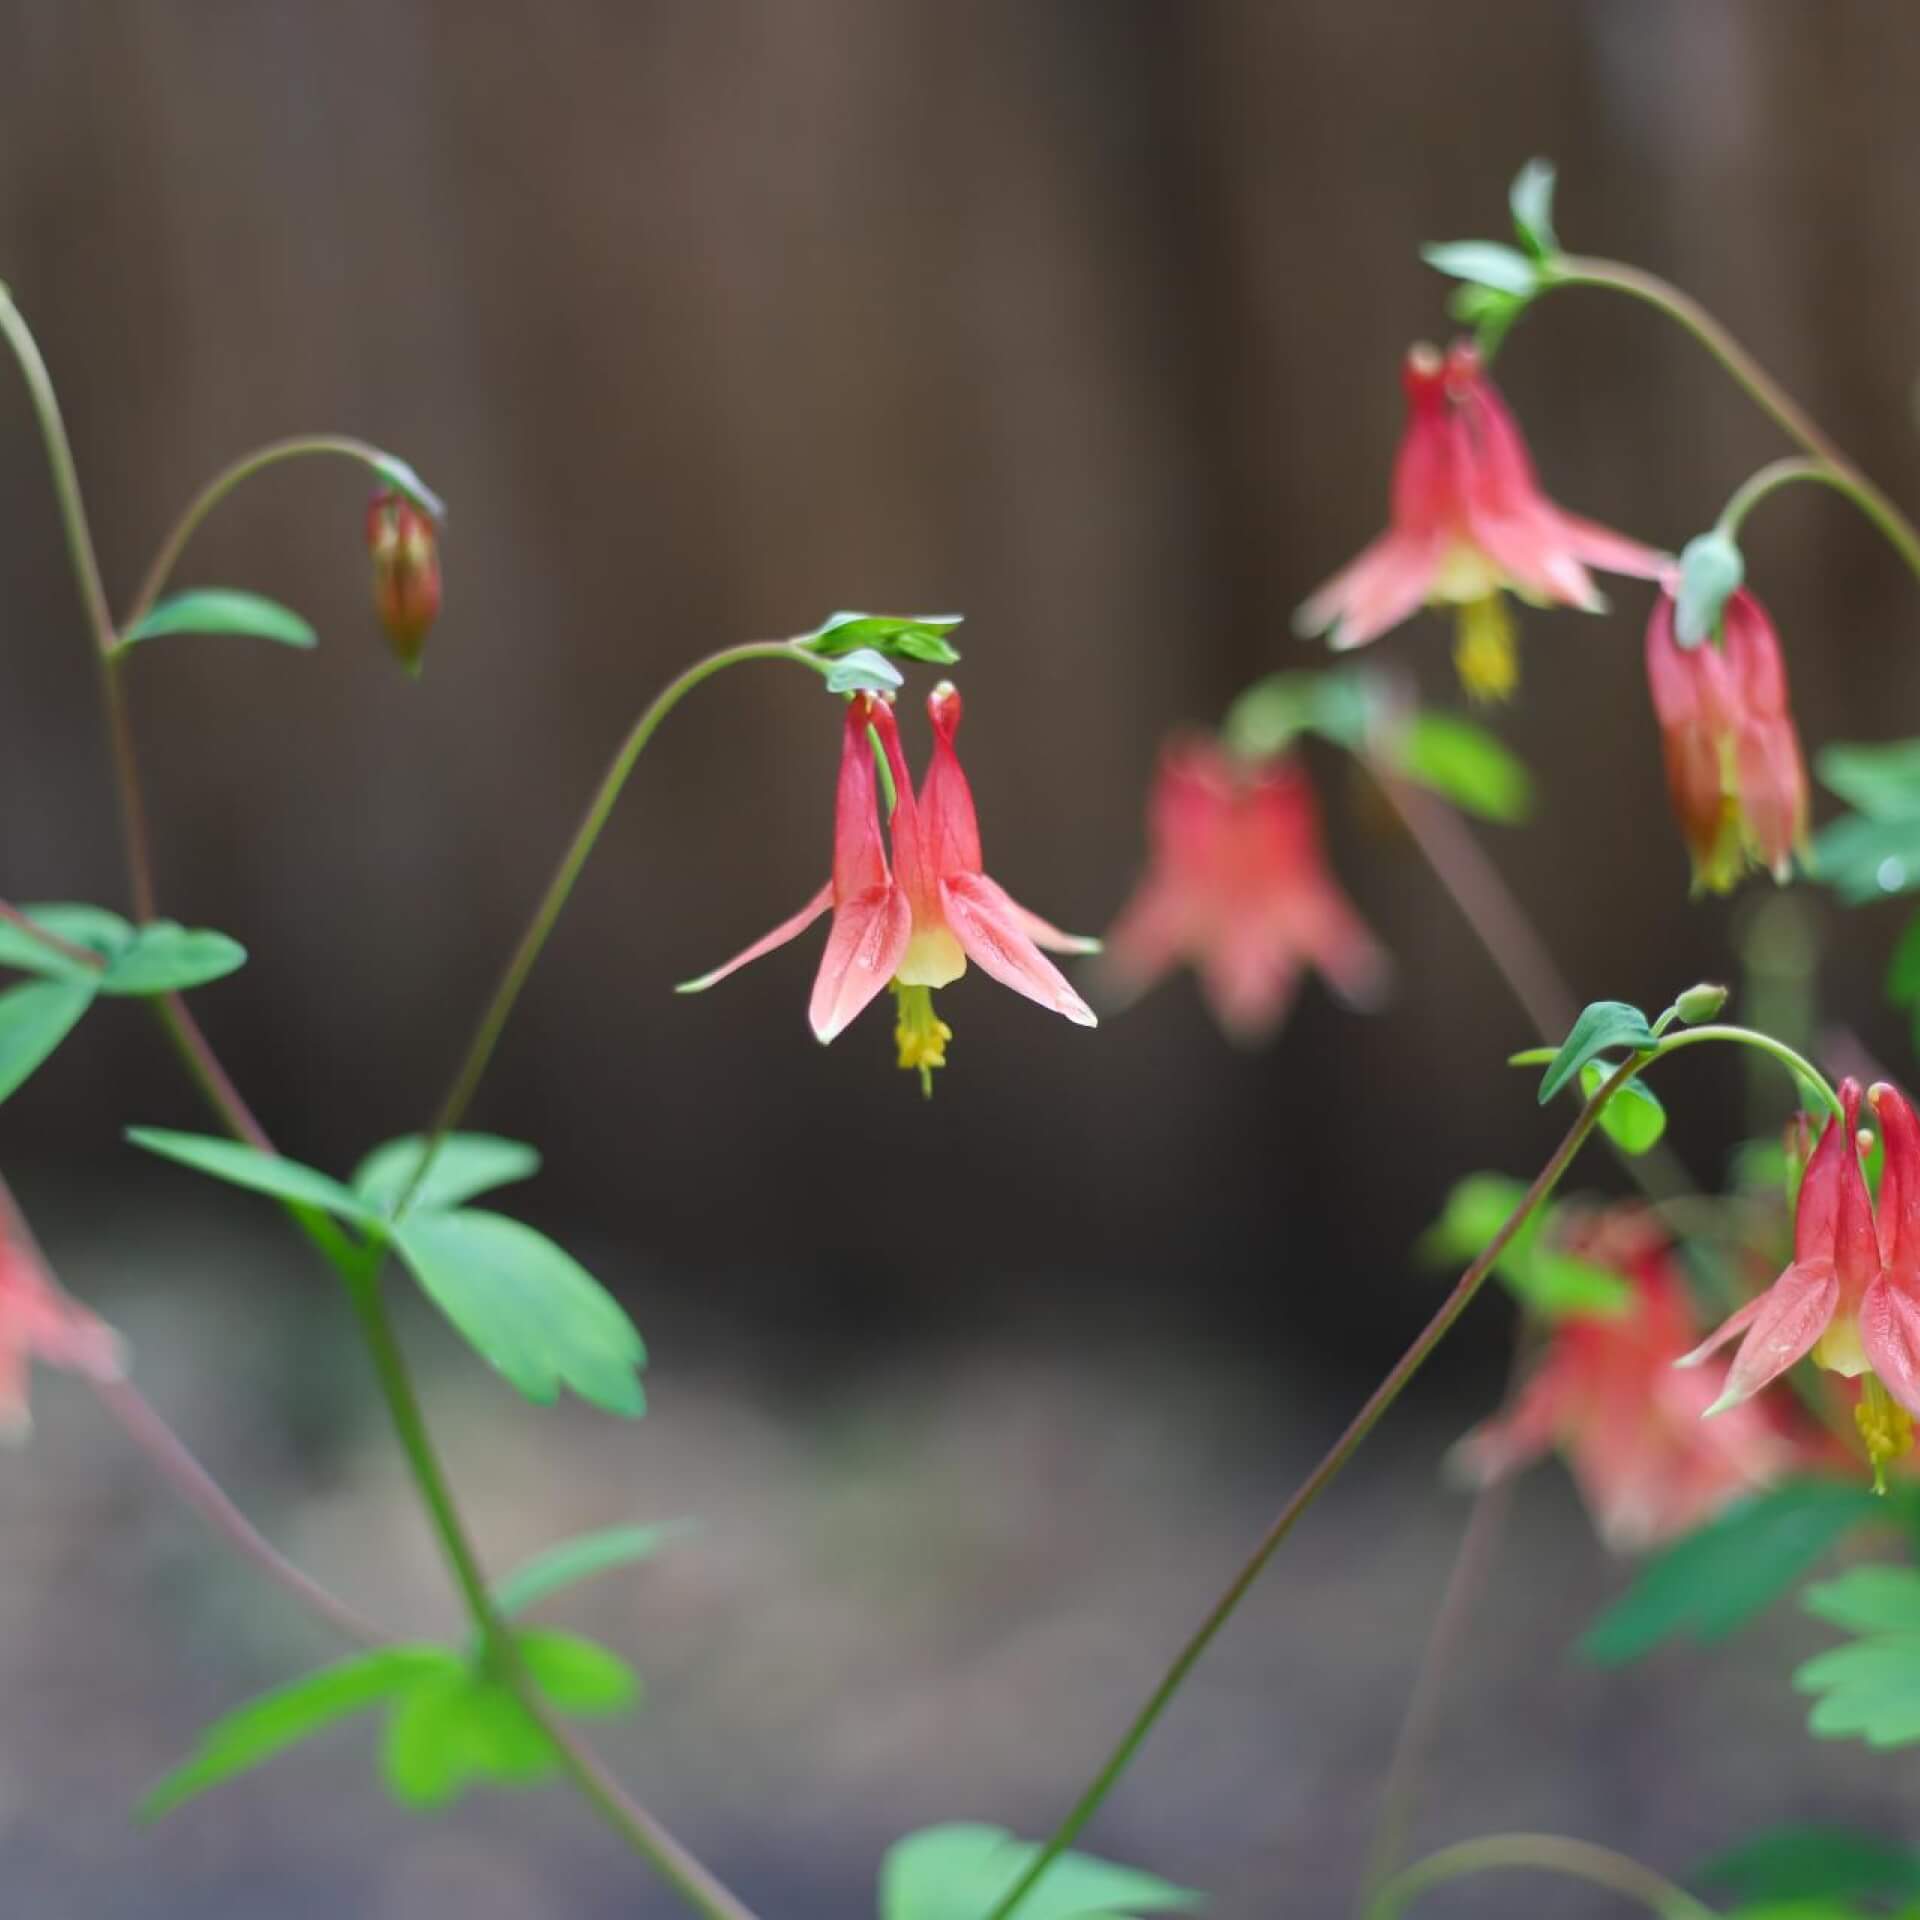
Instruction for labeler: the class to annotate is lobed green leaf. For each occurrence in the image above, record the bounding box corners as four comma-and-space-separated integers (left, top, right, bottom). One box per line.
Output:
1538, 1000, 1655, 1105
1579, 1060, 1667, 1155
352, 1133, 542, 1220
98, 922, 247, 996
0, 976, 98, 1104
1419, 240, 1540, 297
140, 1646, 456, 1820
824, 648, 907, 696
1393, 711, 1533, 823
879, 1823, 1203, 1920
126, 1128, 378, 1223
799, 611, 964, 666
0, 902, 130, 980
495, 1520, 694, 1617
392, 1207, 646, 1415
1697, 1824, 1920, 1907
1508, 156, 1559, 259
1581, 1482, 1889, 1665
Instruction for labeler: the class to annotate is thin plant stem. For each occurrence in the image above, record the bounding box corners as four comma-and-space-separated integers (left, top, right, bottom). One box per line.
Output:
94, 1376, 388, 1645
984, 1059, 1643, 1920
1654, 1022, 1843, 1119
399, 639, 831, 1206
1548, 255, 1920, 589
1717, 454, 1861, 539
122, 433, 410, 633
1366, 1831, 1717, 1920
0, 292, 759, 1918
0, 898, 108, 973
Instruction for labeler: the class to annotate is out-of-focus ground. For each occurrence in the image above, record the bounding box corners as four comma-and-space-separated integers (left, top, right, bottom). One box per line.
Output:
0, 1189, 1896, 1919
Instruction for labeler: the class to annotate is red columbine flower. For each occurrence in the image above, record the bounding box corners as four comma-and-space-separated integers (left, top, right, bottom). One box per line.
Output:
1644, 582, 1809, 894
0, 1220, 124, 1437
1678, 1079, 1920, 1483
1296, 340, 1662, 700
681, 685, 1095, 1087
1099, 736, 1388, 1044
1455, 1211, 1792, 1550
366, 490, 442, 672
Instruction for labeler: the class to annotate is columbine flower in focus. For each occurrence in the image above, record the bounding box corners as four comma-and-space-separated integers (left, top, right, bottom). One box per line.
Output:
366, 490, 442, 672
1455, 1211, 1791, 1549
1098, 736, 1388, 1044
680, 685, 1095, 1089
0, 1218, 125, 1438
1680, 1079, 1920, 1488
1644, 582, 1809, 894
1295, 340, 1662, 700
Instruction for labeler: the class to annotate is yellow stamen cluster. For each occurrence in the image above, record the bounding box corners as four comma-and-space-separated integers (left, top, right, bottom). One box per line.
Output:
892, 982, 952, 1099
1857, 1376, 1914, 1496
1452, 593, 1519, 703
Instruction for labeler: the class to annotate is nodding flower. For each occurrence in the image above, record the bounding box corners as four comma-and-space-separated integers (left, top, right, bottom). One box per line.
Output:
366, 490, 442, 672
679, 685, 1095, 1090
1295, 340, 1662, 700
1098, 736, 1388, 1044
1680, 1079, 1920, 1488
1454, 1210, 1795, 1551
1644, 581, 1809, 894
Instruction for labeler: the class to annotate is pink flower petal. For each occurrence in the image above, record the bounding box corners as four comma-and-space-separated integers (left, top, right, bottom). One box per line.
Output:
1860, 1276, 1920, 1417
808, 883, 912, 1044
1554, 511, 1666, 580
1707, 1261, 1840, 1414
676, 883, 834, 994
940, 872, 1097, 1026
1674, 1291, 1765, 1369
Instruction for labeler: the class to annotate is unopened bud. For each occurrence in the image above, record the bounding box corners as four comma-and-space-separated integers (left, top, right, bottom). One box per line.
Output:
1673, 982, 1729, 1025
366, 490, 442, 673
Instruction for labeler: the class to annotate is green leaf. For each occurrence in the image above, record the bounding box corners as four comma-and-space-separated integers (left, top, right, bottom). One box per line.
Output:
1673, 531, 1745, 648
1797, 1629, 1920, 1747
125, 1128, 378, 1223
1802, 1565, 1920, 1635
1393, 711, 1533, 823
1418, 1176, 1630, 1321
1818, 739, 1920, 819
1538, 1000, 1655, 1105
1580, 1061, 1667, 1154
98, 922, 247, 996
0, 976, 97, 1103
799, 611, 964, 666
515, 1630, 638, 1714
824, 648, 907, 696
352, 1133, 542, 1220
369, 452, 447, 522
496, 1521, 693, 1617
122, 588, 317, 650
0, 902, 130, 980
1523, 1251, 1636, 1319
1698, 1825, 1920, 1906
1509, 157, 1559, 259
381, 1668, 556, 1809
1446, 281, 1529, 361
140, 1646, 456, 1820
1581, 1481, 1888, 1665
1222, 669, 1380, 755
1420, 240, 1541, 297
879, 1823, 1203, 1920
392, 1208, 646, 1414
1811, 810, 1920, 902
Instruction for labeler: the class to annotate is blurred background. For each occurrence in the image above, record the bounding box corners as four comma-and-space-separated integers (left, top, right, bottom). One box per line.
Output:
2, 2, 1918, 1913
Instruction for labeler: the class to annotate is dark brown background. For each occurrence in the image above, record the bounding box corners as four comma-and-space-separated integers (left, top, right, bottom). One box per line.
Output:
1, 3, 1917, 1914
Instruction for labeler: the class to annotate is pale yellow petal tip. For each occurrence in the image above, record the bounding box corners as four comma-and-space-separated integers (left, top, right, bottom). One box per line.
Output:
1671, 1346, 1709, 1371
1702, 1384, 1744, 1419
674, 973, 720, 996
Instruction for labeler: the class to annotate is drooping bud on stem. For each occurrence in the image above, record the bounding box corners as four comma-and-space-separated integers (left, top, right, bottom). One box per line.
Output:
366, 489, 442, 673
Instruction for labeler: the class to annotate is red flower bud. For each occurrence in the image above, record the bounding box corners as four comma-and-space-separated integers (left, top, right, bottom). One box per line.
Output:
366, 490, 442, 671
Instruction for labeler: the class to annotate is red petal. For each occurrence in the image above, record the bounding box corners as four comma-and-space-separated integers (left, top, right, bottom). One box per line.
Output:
808, 883, 911, 1043
939, 872, 1097, 1026
917, 684, 983, 878
1675, 1292, 1766, 1369
832, 696, 894, 899
1708, 1261, 1840, 1413
676, 883, 833, 994
1875, 1083, 1920, 1284
1861, 1275, 1920, 1416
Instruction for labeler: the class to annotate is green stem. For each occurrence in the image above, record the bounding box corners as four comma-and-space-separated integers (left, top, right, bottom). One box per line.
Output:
1652, 1022, 1843, 1119
1716, 455, 1856, 539
397, 639, 830, 1210
985, 1059, 1641, 1920
121, 433, 420, 633
1548, 254, 1920, 589
1366, 1832, 1716, 1920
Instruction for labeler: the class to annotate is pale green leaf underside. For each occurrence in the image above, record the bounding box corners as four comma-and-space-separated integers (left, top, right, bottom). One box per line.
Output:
123, 587, 317, 649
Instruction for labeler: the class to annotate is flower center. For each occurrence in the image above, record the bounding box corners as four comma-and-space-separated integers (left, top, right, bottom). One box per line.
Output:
1857, 1375, 1914, 1495
1452, 594, 1518, 703
892, 983, 952, 1099
895, 925, 967, 989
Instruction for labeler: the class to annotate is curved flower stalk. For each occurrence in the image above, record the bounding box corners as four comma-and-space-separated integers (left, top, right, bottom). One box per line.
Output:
681, 684, 1096, 1089
1295, 340, 1662, 700
1644, 582, 1809, 894
1454, 1209, 1794, 1550
1099, 734, 1389, 1042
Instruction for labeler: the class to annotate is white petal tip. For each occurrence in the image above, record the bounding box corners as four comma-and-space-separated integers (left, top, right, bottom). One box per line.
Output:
1063, 1002, 1098, 1029
1702, 1387, 1743, 1419
674, 974, 719, 996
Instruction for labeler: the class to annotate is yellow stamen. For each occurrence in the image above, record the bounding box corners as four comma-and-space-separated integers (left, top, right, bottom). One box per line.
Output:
892, 981, 952, 1099
1856, 1375, 1914, 1496
1452, 593, 1519, 702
